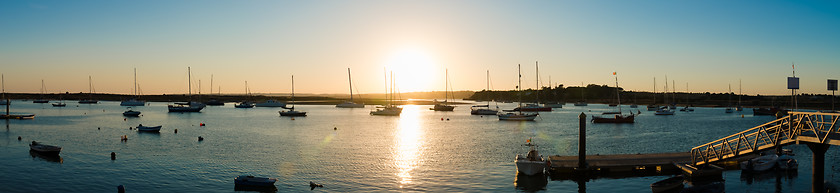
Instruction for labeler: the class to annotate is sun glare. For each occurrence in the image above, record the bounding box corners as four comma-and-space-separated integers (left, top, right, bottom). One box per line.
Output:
385, 48, 437, 93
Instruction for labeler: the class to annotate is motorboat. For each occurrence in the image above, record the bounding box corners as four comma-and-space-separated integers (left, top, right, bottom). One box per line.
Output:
235, 101, 255, 108
52, 101, 66, 107
123, 108, 141, 117
470, 104, 498, 115
655, 107, 675, 115
650, 175, 684, 193
680, 106, 695, 111
515, 139, 546, 175
725, 107, 734, 113
234, 175, 277, 187
136, 124, 162, 132
740, 154, 779, 172
336, 68, 366, 108
29, 141, 62, 155
255, 100, 286, 107
0, 114, 35, 119
278, 75, 306, 117
647, 105, 659, 111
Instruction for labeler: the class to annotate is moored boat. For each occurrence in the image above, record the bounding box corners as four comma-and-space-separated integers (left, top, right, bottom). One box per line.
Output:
52, 102, 66, 107
500, 64, 538, 121
136, 124, 162, 132
123, 108, 141, 117
515, 138, 546, 175
234, 175, 277, 187
740, 154, 779, 172
29, 141, 62, 155
430, 69, 455, 111
336, 68, 366, 108
120, 68, 146, 106
78, 76, 99, 104
278, 75, 306, 117
168, 67, 204, 112
650, 175, 684, 193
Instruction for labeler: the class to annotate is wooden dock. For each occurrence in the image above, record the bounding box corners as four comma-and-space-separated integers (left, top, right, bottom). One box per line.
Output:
548, 152, 691, 178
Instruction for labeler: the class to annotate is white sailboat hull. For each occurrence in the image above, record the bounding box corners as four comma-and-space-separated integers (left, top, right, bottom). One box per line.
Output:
336, 102, 365, 108
498, 112, 538, 121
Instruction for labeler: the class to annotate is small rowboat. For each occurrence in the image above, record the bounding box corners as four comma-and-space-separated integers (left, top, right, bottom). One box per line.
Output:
234, 175, 277, 187
29, 141, 62, 155
136, 124, 162, 132
651, 175, 684, 193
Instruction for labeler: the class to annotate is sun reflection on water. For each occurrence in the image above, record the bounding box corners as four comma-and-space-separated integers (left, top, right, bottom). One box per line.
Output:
393, 105, 425, 188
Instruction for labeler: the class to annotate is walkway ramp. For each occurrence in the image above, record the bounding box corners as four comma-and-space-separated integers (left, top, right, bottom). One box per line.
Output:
691, 112, 840, 166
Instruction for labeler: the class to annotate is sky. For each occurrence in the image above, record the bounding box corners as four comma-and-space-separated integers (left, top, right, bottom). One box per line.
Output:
1, 0, 839, 96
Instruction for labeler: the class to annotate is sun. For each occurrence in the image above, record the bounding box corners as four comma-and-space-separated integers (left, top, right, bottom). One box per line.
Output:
384, 48, 438, 93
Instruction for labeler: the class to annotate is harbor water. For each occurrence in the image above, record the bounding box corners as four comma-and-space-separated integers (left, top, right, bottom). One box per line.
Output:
1, 100, 838, 192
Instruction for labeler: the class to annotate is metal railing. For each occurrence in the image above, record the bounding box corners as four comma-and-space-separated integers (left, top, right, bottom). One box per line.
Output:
690, 112, 840, 165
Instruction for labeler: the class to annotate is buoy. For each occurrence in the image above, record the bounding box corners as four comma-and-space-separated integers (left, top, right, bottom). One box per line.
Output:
18, 136, 21, 140
98, 127, 101, 130
198, 136, 204, 141
291, 118, 295, 120
446, 118, 450, 121
441, 118, 444, 121
199, 123, 205, 126
334, 127, 337, 130
124, 118, 126, 121
741, 114, 745, 118
121, 135, 128, 141
117, 185, 125, 193
174, 129, 178, 133
111, 152, 116, 160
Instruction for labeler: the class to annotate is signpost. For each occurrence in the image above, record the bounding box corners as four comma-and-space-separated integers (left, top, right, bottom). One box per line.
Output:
829, 79, 837, 111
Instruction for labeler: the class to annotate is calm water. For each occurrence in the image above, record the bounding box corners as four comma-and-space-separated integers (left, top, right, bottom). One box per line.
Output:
1, 100, 838, 193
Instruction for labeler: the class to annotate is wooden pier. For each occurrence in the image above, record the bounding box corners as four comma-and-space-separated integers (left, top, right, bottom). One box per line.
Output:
548, 152, 690, 177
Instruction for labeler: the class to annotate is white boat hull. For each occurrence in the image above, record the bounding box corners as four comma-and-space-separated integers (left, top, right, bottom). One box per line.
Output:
370, 107, 402, 116
740, 154, 779, 172
498, 112, 538, 121
515, 159, 546, 175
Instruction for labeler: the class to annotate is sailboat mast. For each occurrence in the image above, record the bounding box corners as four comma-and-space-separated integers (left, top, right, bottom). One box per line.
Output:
615, 73, 621, 113
672, 80, 675, 105
291, 76, 295, 107
738, 79, 742, 106
486, 70, 490, 106
445, 69, 449, 103
210, 74, 214, 95
653, 77, 656, 105
134, 68, 138, 97
188, 67, 192, 101
535, 61, 540, 104
518, 64, 522, 112
348, 68, 353, 102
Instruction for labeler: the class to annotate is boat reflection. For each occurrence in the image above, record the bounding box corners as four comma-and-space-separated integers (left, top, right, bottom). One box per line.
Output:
29, 150, 63, 163
394, 105, 425, 188
514, 173, 547, 192
740, 169, 798, 185
233, 185, 277, 193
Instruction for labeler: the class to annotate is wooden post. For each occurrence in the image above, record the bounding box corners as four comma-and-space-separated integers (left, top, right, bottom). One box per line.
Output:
579, 112, 587, 169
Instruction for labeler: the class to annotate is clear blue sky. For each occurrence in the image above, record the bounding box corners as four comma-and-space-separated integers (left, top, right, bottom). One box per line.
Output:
2, 0, 839, 95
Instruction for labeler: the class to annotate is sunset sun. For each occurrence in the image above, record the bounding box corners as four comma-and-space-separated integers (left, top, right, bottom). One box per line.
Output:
384, 47, 438, 93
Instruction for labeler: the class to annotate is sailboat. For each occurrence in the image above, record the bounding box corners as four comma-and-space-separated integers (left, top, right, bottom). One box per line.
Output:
655, 76, 675, 115
121, 68, 146, 106
515, 61, 551, 112
78, 76, 99, 104
471, 70, 499, 115
370, 71, 402, 116
647, 77, 658, 111
725, 84, 734, 113
680, 83, 694, 111
574, 82, 588, 106
430, 69, 455, 111
336, 68, 365, 108
33, 80, 49, 103
542, 76, 563, 108
499, 64, 539, 121
205, 74, 225, 106
279, 75, 307, 116
168, 67, 206, 112
123, 107, 141, 117
736, 79, 743, 111
255, 77, 287, 107
52, 92, 66, 107
0, 74, 7, 105
235, 81, 255, 108
592, 72, 635, 123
